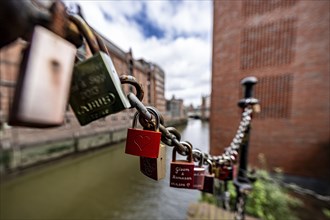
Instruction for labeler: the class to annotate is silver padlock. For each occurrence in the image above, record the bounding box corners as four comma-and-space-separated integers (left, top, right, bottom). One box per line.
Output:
9, 26, 76, 127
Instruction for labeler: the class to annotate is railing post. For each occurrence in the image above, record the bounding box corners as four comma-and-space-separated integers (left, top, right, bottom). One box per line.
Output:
234, 76, 259, 220
237, 76, 258, 182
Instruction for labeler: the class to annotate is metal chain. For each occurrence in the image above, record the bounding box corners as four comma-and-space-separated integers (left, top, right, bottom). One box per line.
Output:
234, 194, 246, 220
126, 92, 254, 166
208, 107, 253, 167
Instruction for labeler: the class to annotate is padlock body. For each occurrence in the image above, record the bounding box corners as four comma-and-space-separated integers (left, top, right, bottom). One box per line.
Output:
232, 164, 238, 180
193, 167, 205, 189
69, 52, 130, 125
225, 166, 233, 181
140, 144, 166, 180
215, 165, 230, 181
9, 26, 76, 127
125, 128, 161, 158
170, 161, 194, 189
200, 174, 215, 194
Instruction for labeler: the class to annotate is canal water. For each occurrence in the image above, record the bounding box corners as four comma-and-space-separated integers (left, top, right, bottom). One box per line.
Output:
0, 119, 209, 220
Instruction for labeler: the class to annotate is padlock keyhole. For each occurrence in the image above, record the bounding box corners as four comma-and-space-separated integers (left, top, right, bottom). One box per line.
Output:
50, 59, 61, 73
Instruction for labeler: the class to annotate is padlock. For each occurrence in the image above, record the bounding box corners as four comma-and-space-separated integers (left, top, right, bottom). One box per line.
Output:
224, 155, 236, 181
170, 142, 194, 189
232, 164, 238, 180
140, 143, 166, 180
193, 149, 206, 190
225, 166, 233, 181
9, 25, 76, 127
125, 107, 161, 158
68, 15, 142, 125
139, 107, 166, 180
215, 164, 230, 181
200, 159, 215, 194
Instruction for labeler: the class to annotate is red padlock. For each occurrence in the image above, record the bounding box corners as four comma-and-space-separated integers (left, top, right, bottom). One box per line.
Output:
170, 142, 194, 189
125, 107, 161, 158
193, 148, 205, 190
200, 159, 215, 194
216, 164, 230, 180
233, 164, 238, 180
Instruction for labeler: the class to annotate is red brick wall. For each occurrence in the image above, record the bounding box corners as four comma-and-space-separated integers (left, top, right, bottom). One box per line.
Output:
210, 0, 330, 181
0, 40, 25, 118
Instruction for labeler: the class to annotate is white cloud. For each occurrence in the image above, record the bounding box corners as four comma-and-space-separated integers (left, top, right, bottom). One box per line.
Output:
65, 0, 212, 106
144, 1, 211, 37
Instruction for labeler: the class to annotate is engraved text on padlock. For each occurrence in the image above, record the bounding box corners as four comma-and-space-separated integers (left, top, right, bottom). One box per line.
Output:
170, 143, 194, 189
70, 52, 131, 125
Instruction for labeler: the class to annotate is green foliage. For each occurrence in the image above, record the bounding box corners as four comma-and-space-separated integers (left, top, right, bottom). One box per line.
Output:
245, 169, 302, 220
323, 208, 330, 219
199, 168, 302, 220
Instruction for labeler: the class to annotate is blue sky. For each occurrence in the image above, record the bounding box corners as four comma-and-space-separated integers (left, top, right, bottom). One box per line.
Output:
65, 1, 212, 106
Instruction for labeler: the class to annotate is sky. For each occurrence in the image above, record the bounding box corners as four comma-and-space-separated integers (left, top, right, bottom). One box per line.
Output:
65, 1, 212, 107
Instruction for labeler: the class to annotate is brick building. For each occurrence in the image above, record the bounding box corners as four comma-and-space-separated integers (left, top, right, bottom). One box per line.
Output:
210, 0, 329, 182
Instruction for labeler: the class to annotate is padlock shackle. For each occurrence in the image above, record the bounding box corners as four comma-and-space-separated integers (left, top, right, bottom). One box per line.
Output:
206, 159, 213, 174
68, 14, 99, 54
139, 106, 164, 129
192, 148, 204, 167
131, 106, 160, 132
120, 75, 144, 102
172, 142, 193, 163
127, 93, 151, 120
176, 141, 193, 157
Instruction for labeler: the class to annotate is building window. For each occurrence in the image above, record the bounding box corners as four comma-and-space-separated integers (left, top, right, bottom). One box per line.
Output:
242, 0, 298, 17
129, 59, 134, 93
254, 73, 293, 119
240, 18, 297, 70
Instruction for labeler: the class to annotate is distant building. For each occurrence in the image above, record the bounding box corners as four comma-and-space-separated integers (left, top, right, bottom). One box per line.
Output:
201, 95, 210, 121
210, 0, 330, 183
166, 95, 186, 120
138, 59, 166, 115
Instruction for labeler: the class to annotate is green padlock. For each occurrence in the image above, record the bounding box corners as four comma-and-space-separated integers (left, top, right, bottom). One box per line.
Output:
68, 15, 142, 125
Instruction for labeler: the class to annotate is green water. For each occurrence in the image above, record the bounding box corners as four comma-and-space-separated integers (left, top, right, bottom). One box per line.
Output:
0, 119, 209, 220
